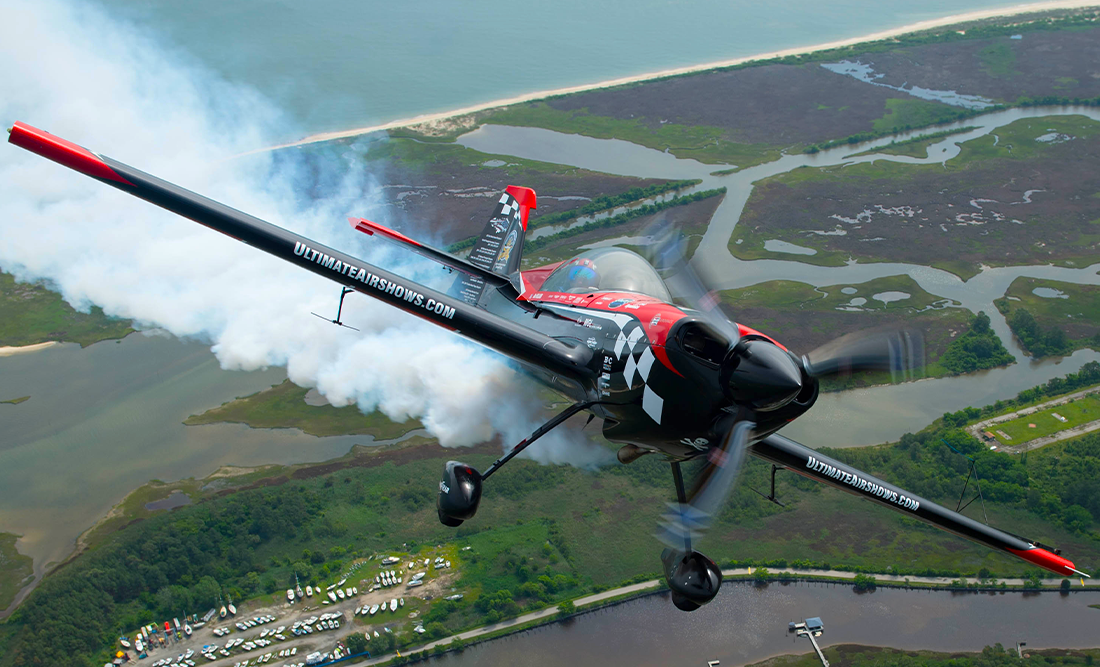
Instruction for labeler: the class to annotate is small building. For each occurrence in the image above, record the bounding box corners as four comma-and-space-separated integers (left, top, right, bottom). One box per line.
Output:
806, 617, 824, 633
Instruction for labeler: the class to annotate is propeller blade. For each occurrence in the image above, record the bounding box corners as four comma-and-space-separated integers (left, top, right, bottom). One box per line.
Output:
802, 329, 925, 381
656, 418, 755, 549
644, 218, 740, 348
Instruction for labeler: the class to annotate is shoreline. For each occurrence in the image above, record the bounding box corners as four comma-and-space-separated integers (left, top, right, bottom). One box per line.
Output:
0, 341, 59, 357
254, 0, 1100, 153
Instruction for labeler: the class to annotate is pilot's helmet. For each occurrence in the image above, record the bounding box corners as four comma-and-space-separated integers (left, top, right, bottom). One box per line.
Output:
563, 257, 599, 291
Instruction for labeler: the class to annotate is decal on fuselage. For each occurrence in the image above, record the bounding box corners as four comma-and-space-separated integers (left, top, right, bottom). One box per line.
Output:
541, 302, 665, 425
294, 241, 455, 319
805, 456, 920, 511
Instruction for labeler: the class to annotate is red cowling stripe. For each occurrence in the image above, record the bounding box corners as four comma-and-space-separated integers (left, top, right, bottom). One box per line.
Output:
8, 121, 133, 186
1007, 546, 1076, 576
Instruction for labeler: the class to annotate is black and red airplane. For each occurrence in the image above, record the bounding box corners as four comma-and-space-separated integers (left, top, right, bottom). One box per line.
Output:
8, 122, 1089, 611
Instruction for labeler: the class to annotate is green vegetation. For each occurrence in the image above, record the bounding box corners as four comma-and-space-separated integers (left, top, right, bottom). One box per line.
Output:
0, 272, 133, 348
523, 187, 726, 253
527, 180, 699, 232
484, 103, 784, 167
0, 397, 29, 405
7, 365, 1100, 665
185, 379, 416, 439
991, 394, 1100, 445
848, 126, 979, 158
447, 179, 700, 253
805, 100, 978, 153
751, 645, 1100, 667
943, 361, 1100, 428
995, 278, 1100, 358
937, 311, 1015, 375
0, 534, 32, 613
978, 41, 1019, 79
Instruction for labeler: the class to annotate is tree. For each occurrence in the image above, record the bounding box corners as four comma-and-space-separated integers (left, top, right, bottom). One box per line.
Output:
346, 632, 368, 655
853, 574, 877, 592
557, 599, 576, 618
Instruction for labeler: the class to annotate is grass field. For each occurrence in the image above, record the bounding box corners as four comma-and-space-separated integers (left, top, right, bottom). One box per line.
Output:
992, 394, 1100, 445
0, 533, 32, 612
0, 272, 133, 348
184, 379, 416, 439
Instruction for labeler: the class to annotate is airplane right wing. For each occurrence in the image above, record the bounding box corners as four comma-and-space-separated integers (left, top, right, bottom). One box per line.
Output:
749, 433, 1089, 578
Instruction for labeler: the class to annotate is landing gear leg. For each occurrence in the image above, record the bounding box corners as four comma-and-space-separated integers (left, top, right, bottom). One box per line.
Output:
661, 461, 723, 612
436, 401, 595, 527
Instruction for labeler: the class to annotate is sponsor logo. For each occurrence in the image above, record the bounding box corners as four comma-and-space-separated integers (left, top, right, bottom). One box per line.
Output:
438, 481, 450, 494
489, 219, 506, 234
586, 337, 599, 350
294, 241, 455, 319
806, 456, 920, 511
493, 229, 518, 272
608, 298, 634, 309
650, 314, 662, 327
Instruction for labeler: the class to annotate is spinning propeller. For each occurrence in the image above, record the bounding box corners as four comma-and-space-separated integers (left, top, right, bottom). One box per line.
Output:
646, 222, 924, 609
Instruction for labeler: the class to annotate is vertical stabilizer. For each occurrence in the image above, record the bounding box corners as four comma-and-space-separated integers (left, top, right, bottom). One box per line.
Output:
453, 186, 536, 303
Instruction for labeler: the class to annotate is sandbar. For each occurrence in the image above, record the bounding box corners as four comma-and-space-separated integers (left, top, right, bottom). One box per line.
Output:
0, 342, 59, 357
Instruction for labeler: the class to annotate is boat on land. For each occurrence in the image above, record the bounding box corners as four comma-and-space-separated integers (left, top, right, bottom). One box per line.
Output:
306, 585, 313, 597
328, 591, 337, 603
389, 599, 397, 612
369, 604, 379, 616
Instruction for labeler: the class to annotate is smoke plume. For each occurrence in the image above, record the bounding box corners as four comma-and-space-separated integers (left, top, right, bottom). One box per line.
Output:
0, 0, 611, 467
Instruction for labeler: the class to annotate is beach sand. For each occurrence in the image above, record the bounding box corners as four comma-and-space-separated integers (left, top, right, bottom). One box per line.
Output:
0, 341, 59, 357
255, 0, 1100, 153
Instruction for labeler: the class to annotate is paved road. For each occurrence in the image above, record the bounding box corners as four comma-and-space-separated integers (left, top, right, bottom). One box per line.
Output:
966, 385, 1100, 454
350, 567, 1096, 666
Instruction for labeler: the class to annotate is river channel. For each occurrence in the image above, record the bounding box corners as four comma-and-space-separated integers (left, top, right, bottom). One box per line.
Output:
434, 583, 1100, 666
457, 105, 1100, 447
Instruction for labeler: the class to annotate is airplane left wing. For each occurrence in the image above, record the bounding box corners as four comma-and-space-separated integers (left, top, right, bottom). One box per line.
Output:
749, 433, 1088, 578
7, 122, 594, 381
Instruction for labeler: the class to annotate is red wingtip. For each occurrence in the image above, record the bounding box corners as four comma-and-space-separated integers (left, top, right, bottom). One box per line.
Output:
8, 121, 133, 186
505, 185, 537, 231
1008, 546, 1077, 577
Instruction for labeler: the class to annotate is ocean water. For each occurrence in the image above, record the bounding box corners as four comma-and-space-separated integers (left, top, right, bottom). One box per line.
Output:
94, 0, 1049, 134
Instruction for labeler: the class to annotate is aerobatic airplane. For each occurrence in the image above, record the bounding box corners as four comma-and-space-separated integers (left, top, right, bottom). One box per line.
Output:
8, 122, 1089, 611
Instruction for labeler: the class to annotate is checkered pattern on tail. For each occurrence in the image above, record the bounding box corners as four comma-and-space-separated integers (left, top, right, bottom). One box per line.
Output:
450, 191, 526, 304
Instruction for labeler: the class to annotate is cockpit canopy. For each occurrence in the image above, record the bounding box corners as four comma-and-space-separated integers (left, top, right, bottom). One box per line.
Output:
539, 247, 672, 302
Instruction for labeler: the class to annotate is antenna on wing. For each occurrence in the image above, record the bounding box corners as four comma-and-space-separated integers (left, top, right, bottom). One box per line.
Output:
311, 286, 360, 331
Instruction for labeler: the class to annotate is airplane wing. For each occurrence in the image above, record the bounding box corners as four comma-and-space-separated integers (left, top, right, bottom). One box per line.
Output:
7, 121, 594, 381
749, 433, 1088, 578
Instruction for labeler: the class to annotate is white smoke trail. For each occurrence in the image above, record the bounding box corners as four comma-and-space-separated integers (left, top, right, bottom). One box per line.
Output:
0, 0, 612, 467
